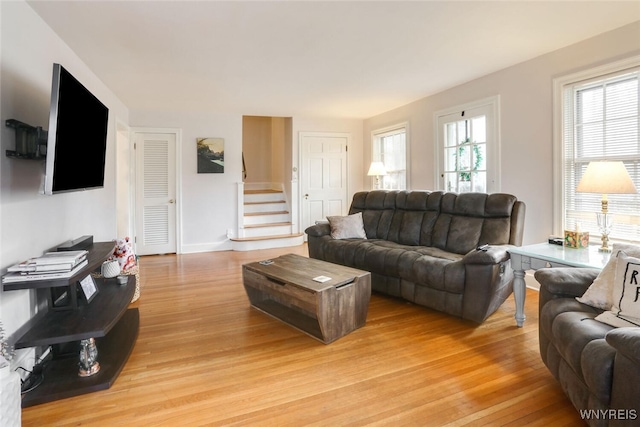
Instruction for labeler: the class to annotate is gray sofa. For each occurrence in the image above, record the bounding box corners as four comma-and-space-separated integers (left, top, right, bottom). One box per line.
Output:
535, 268, 640, 426
305, 190, 526, 323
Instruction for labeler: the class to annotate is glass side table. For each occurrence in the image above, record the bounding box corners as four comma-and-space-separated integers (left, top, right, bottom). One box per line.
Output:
508, 243, 611, 327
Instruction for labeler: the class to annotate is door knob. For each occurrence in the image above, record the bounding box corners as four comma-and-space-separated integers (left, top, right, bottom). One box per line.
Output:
304, 194, 309, 199
169, 199, 175, 204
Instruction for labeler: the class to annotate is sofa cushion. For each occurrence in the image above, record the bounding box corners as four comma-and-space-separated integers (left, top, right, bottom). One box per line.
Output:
327, 212, 367, 239
577, 243, 640, 310
595, 252, 640, 327
435, 192, 517, 254
580, 339, 615, 404
550, 309, 614, 381
540, 296, 601, 339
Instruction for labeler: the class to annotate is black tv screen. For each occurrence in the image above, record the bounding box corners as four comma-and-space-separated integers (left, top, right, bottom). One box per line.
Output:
44, 63, 109, 195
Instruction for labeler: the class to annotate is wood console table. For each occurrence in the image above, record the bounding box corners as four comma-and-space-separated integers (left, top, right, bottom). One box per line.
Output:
508, 243, 610, 327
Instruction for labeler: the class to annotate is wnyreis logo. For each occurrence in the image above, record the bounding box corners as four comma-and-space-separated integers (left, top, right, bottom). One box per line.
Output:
580, 409, 637, 421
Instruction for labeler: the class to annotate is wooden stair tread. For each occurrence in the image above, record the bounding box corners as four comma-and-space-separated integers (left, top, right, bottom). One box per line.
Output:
244, 222, 292, 229
230, 233, 303, 242
244, 211, 289, 217
245, 200, 286, 205
244, 189, 282, 194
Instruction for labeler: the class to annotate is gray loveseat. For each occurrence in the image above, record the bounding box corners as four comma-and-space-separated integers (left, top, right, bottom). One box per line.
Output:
536, 268, 640, 426
305, 190, 526, 323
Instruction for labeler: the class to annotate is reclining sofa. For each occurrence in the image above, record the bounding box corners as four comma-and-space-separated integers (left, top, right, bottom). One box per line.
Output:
535, 267, 640, 426
305, 190, 526, 323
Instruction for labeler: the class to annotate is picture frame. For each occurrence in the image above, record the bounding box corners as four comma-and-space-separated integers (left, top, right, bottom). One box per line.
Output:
197, 137, 224, 173
78, 274, 98, 304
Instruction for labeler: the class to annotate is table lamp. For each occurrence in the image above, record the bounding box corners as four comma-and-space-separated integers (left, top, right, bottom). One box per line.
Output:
367, 161, 387, 190
576, 160, 637, 252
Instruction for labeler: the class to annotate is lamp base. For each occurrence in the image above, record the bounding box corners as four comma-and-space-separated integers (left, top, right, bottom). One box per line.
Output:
596, 212, 614, 253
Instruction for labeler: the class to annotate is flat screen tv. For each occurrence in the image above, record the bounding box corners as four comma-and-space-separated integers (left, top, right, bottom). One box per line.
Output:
44, 63, 109, 195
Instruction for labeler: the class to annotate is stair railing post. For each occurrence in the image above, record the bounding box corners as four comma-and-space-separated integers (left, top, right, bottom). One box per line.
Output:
290, 179, 298, 234
237, 182, 245, 238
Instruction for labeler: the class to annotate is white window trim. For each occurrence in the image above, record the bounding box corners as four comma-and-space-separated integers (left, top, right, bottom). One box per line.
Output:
434, 95, 501, 192
371, 122, 410, 189
552, 55, 640, 236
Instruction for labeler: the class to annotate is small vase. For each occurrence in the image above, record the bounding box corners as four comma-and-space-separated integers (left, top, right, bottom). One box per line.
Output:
101, 260, 121, 278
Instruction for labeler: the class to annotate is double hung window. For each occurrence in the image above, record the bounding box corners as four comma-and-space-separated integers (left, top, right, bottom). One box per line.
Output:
557, 62, 640, 242
372, 124, 408, 190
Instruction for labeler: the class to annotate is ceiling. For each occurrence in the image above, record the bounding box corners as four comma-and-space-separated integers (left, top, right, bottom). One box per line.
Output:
27, 1, 640, 119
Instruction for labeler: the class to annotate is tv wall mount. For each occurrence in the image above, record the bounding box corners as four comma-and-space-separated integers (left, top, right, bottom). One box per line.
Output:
5, 119, 47, 159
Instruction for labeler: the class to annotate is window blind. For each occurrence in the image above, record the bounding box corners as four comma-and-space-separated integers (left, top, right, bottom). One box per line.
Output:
563, 68, 640, 242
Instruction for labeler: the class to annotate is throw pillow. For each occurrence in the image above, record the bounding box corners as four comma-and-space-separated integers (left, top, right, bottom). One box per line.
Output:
327, 212, 367, 240
595, 252, 640, 327
576, 243, 640, 310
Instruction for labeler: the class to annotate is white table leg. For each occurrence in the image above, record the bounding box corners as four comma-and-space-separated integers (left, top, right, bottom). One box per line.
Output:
513, 269, 526, 327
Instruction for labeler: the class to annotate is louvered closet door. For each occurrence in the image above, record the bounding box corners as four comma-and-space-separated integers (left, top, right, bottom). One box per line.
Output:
135, 133, 177, 255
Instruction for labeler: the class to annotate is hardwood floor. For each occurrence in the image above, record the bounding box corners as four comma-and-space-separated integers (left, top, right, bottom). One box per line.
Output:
21, 244, 582, 426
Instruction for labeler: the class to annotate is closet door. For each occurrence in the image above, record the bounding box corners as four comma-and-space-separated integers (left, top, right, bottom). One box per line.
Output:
134, 132, 177, 256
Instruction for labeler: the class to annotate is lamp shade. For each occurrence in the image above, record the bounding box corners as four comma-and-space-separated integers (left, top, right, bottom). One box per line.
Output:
576, 161, 637, 194
367, 161, 387, 176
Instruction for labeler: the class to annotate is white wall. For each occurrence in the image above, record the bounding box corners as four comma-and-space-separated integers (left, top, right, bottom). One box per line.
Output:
0, 0, 129, 367
131, 111, 364, 250
364, 21, 640, 245
131, 110, 243, 253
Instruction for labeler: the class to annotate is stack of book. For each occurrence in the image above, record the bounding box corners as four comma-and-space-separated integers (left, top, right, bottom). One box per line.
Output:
2, 250, 88, 283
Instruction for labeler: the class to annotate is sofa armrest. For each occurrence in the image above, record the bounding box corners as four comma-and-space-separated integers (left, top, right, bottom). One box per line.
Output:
305, 223, 331, 238
606, 327, 640, 366
534, 267, 600, 299
462, 245, 511, 265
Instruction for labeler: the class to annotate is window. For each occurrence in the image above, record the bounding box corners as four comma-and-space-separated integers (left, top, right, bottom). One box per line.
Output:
556, 61, 640, 243
372, 124, 408, 190
435, 96, 500, 193
442, 114, 487, 193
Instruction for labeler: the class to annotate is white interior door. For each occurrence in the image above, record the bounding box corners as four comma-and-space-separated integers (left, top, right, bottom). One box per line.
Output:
300, 132, 349, 231
134, 131, 178, 256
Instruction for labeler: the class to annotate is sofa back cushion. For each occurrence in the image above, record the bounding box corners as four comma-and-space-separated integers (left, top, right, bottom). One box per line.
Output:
349, 190, 520, 255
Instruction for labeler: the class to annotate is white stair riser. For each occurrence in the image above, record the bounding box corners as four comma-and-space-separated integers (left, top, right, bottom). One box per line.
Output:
244, 213, 290, 225
232, 235, 304, 251
244, 192, 284, 203
242, 225, 293, 238
244, 202, 287, 214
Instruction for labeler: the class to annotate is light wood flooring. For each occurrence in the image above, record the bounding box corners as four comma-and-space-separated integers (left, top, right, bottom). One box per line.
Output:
21, 244, 582, 426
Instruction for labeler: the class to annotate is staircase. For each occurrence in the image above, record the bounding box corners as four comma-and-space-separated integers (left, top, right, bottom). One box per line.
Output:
230, 186, 304, 251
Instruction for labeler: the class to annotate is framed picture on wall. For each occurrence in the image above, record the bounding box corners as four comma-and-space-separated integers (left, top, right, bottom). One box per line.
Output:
197, 137, 224, 173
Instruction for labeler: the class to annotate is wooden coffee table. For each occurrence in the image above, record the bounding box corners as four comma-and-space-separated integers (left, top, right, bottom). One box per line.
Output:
242, 254, 371, 344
